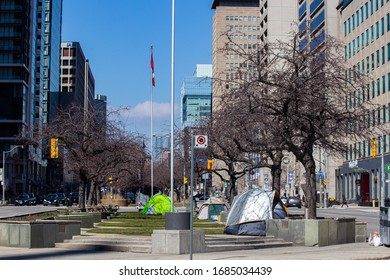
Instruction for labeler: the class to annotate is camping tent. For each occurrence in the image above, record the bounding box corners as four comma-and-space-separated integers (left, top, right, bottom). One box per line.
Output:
224, 188, 287, 236
198, 197, 228, 220
141, 194, 176, 215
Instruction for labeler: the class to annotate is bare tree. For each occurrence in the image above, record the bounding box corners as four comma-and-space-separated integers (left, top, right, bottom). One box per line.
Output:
215, 30, 376, 218
32, 105, 145, 210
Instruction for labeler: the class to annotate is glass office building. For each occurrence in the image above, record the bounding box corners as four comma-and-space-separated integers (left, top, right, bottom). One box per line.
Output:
181, 64, 212, 128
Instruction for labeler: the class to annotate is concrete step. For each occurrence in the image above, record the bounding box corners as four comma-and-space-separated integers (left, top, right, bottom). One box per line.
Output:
55, 233, 292, 253
204, 234, 293, 252
205, 241, 293, 252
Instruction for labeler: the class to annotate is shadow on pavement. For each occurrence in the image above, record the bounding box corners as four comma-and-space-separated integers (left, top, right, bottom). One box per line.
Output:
0, 250, 109, 260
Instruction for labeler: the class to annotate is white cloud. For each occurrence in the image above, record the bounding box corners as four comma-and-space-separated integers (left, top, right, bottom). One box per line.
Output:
128, 101, 171, 119
111, 101, 181, 137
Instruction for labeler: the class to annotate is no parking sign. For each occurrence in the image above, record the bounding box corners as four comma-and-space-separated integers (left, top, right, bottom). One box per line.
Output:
194, 135, 208, 148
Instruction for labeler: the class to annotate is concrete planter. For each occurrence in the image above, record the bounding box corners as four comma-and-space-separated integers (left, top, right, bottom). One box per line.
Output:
152, 230, 205, 254
0, 220, 80, 248
266, 217, 363, 247
55, 212, 101, 228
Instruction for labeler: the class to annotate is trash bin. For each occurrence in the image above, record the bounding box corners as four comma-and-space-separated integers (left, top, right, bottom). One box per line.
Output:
165, 212, 190, 230
380, 207, 390, 245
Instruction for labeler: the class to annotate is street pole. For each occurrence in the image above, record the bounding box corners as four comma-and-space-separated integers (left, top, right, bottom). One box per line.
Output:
319, 147, 323, 208
170, 0, 175, 212
324, 150, 328, 208
2, 151, 5, 206
189, 136, 194, 260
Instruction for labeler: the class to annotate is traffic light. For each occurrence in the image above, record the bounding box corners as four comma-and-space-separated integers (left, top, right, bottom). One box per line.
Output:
108, 177, 113, 184
50, 138, 58, 158
372, 138, 377, 158
183, 177, 188, 184
323, 179, 327, 186
207, 159, 214, 170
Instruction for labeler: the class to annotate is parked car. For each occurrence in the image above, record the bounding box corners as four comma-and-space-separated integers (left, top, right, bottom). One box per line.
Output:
56, 193, 67, 205
43, 193, 59, 206
193, 193, 209, 201
285, 196, 302, 208
280, 196, 288, 205
15, 194, 31, 206
66, 192, 79, 205
26, 193, 36, 205
36, 194, 45, 204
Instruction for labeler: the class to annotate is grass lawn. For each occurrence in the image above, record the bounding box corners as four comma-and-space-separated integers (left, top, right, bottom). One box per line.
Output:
87, 212, 225, 235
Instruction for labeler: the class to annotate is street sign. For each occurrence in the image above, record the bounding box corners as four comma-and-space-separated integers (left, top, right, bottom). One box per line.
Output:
385, 163, 390, 173
196, 158, 208, 163
318, 171, 323, 179
194, 135, 208, 148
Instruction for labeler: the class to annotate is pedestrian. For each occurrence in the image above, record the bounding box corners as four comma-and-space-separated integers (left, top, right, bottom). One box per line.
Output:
341, 195, 348, 208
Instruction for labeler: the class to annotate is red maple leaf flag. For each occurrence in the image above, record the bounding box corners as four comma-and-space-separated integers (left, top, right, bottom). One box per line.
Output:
150, 46, 155, 87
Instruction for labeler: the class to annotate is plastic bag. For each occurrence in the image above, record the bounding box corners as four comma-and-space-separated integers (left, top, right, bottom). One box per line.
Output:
368, 231, 383, 246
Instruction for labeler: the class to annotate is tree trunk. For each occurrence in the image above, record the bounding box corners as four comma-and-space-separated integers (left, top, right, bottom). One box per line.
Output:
229, 177, 237, 204
78, 171, 87, 211
302, 156, 317, 219
87, 181, 95, 206
271, 165, 282, 195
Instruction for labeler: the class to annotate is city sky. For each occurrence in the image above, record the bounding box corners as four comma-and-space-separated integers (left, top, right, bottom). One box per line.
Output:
61, 0, 215, 138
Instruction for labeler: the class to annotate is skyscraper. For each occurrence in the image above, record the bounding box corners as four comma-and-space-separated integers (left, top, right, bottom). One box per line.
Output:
211, 0, 299, 191
298, 0, 339, 51
336, 0, 390, 205
153, 133, 171, 162
38, 0, 62, 124
181, 64, 212, 128
60, 42, 95, 112
211, 0, 260, 110
0, 0, 47, 195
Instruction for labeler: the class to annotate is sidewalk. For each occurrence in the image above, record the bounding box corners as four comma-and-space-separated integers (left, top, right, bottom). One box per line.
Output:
0, 241, 388, 260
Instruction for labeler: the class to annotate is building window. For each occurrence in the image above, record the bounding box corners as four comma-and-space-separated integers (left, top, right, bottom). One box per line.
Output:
382, 46, 386, 64
377, 78, 380, 96
388, 43, 390, 61
377, 50, 380, 67
382, 17, 385, 36
376, 21, 380, 39
370, 0, 374, 15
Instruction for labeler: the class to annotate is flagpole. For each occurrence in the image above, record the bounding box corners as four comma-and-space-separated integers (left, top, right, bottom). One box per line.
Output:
150, 46, 154, 198
170, 0, 175, 212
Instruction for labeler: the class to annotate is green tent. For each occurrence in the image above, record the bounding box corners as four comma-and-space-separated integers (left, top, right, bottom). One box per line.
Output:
141, 194, 176, 215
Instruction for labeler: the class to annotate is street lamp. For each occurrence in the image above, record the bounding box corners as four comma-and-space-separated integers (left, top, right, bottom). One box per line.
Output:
2, 145, 23, 205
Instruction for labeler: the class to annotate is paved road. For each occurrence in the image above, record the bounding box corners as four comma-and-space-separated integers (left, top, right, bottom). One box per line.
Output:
0, 205, 65, 219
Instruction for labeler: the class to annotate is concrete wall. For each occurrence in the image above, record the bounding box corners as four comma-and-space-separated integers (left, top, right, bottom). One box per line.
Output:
266, 218, 363, 247
152, 230, 205, 254
56, 212, 101, 228
0, 220, 81, 248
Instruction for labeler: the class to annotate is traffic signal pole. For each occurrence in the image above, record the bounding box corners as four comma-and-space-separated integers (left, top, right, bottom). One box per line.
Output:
381, 131, 385, 208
